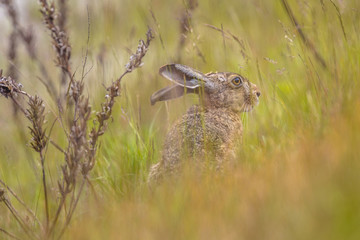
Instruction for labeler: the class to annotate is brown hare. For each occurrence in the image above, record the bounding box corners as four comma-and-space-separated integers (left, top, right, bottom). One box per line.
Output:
148, 64, 260, 185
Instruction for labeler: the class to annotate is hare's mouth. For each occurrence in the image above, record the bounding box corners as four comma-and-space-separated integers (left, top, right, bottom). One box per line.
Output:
243, 104, 254, 112
243, 96, 259, 112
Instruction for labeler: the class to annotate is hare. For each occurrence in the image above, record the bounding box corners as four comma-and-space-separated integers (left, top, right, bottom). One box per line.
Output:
148, 64, 260, 185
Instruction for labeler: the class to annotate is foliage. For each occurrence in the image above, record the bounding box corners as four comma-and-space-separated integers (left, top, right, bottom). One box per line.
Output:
0, 0, 359, 239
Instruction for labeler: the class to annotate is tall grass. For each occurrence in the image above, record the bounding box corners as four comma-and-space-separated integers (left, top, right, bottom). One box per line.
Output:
0, 0, 360, 239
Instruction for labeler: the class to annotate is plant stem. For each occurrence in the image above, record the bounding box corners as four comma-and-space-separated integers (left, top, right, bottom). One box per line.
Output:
0, 227, 21, 240
48, 195, 66, 237
40, 150, 49, 232
57, 177, 86, 240
3, 199, 37, 240
0, 180, 42, 228
281, 0, 328, 69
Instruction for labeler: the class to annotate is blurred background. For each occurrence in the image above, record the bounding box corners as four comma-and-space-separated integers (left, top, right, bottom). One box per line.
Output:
0, 0, 359, 239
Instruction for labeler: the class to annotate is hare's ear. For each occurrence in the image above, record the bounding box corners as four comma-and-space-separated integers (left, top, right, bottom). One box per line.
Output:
159, 64, 212, 89
151, 64, 215, 105
150, 85, 197, 105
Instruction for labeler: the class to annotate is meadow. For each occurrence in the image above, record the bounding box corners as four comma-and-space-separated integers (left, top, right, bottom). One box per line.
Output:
0, 0, 359, 239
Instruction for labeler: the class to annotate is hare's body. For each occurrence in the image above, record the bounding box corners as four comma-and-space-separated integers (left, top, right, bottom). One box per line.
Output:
148, 64, 260, 185
149, 106, 242, 183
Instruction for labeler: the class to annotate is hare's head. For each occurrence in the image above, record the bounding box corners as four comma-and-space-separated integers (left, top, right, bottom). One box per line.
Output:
151, 64, 260, 113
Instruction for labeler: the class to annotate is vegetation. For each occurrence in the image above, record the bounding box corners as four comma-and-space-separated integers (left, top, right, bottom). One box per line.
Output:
0, 0, 359, 239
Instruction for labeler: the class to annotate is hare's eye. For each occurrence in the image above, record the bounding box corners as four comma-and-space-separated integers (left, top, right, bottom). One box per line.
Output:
231, 77, 243, 86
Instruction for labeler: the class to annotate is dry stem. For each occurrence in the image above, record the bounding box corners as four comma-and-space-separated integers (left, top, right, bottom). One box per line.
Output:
281, 0, 328, 69
0, 226, 21, 240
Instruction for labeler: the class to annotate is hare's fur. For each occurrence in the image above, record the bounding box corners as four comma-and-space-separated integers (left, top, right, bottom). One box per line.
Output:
148, 65, 260, 185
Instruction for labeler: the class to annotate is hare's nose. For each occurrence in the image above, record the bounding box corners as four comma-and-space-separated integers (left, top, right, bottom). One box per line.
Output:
256, 91, 261, 97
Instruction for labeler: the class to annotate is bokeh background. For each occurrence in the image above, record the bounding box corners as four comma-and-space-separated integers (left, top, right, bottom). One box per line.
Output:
0, 0, 359, 239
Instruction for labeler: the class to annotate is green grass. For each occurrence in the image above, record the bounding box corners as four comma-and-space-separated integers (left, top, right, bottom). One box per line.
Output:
1, 0, 360, 239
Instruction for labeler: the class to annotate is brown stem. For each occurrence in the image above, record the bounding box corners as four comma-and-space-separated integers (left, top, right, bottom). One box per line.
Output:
329, 0, 347, 42
3, 199, 36, 240
40, 150, 49, 233
49, 139, 66, 154
0, 180, 42, 228
280, 0, 328, 69
81, 6, 90, 83
86, 176, 100, 204
9, 95, 27, 115
48, 194, 66, 237
0, 227, 21, 240
57, 177, 86, 240
65, 69, 75, 97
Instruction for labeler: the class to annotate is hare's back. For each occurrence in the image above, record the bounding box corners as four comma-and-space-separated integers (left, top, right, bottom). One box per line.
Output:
163, 106, 242, 163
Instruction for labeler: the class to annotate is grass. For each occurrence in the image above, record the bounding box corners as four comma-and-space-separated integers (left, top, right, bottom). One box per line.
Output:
0, 0, 360, 239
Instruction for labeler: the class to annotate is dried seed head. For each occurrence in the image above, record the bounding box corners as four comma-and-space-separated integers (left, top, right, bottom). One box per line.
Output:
70, 81, 84, 102
0, 73, 23, 98
39, 0, 72, 71
125, 28, 154, 72
26, 95, 47, 152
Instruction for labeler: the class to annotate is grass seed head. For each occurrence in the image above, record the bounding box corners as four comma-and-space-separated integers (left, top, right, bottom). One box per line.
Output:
125, 28, 154, 72
26, 95, 47, 152
0, 73, 23, 98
